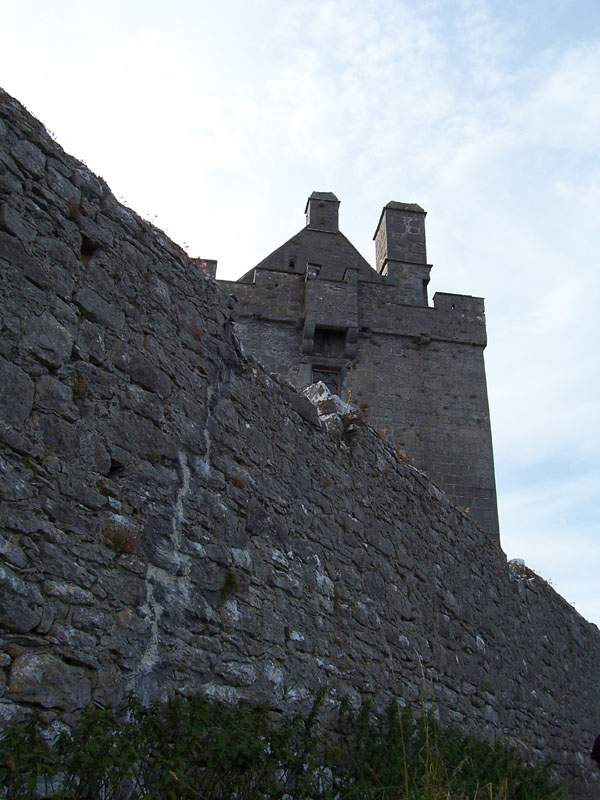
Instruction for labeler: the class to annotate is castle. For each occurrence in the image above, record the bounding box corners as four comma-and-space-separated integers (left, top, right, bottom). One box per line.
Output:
1, 88, 599, 797
218, 192, 499, 535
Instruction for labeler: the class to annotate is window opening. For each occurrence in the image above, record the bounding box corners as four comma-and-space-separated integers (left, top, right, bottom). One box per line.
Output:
312, 368, 341, 395
313, 327, 345, 358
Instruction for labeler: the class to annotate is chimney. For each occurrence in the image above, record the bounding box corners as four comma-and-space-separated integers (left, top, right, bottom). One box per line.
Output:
305, 191, 340, 233
374, 201, 431, 305
374, 201, 427, 272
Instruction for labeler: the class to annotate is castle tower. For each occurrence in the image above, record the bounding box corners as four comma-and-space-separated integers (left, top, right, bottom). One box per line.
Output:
374, 202, 431, 305
218, 193, 499, 537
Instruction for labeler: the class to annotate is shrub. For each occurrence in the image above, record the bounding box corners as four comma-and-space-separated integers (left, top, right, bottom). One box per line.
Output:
0, 694, 563, 799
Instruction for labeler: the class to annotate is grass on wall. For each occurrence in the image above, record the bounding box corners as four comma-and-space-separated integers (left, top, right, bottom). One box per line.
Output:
0, 692, 562, 799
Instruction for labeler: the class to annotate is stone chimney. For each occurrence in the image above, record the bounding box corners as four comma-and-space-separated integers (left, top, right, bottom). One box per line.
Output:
374, 201, 431, 305
374, 201, 427, 270
305, 191, 340, 233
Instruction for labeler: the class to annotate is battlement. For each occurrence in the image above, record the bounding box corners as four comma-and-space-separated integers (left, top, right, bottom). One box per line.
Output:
434, 292, 485, 314
218, 193, 499, 536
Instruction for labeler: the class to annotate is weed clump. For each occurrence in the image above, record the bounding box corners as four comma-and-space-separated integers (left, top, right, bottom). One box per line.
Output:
0, 694, 563, 799
102, 520, 140, 555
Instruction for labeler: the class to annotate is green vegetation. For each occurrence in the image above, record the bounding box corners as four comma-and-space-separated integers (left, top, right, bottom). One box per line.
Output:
102, 520, 140, 555
0, 693, 562, 799
221, 569, 240, 602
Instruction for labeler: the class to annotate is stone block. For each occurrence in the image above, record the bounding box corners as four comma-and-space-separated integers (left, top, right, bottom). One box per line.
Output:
74, 287, 125, 331
8, 653, 91, 711
112, 341, 172, 399
22, 311, 73, 368
0, 358, 34, 427
0, 203, 37, 242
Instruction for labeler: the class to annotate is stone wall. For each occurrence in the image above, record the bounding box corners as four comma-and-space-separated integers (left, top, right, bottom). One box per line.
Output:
1, 88, 599, 797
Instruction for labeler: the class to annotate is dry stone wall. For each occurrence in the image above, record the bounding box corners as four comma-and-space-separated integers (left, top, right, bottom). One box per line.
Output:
1, 88, 599, 797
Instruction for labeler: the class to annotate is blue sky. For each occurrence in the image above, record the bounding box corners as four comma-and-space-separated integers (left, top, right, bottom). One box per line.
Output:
2, 0, 599, 625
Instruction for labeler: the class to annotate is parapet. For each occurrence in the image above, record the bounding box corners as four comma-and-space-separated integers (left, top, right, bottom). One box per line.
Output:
434, 292, 485, 315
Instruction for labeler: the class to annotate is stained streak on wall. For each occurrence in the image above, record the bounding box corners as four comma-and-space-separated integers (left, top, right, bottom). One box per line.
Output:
0, 88, 599, 798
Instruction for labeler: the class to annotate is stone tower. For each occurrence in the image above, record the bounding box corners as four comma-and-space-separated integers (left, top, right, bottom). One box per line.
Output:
218, 192, 499, 536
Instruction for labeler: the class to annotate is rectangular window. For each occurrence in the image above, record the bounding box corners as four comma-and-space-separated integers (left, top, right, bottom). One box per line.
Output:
313, 327, 345, 358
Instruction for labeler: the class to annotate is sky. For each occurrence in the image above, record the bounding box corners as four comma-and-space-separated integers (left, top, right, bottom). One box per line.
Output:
2, 0, 599, 625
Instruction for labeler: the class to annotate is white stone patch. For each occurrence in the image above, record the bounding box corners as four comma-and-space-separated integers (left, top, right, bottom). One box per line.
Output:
232, 548, 252, 570
264, 660, 284, 686
315, 658, 339, 675
215, 497, 230, 514
194, 456, 210, 477
203, 683, 242, 704
268, 548, 288, 568
284, 685, 311, 702
138, 450, 194, 677
315, 570, 334, 595
189, 541, 207, 557
289, 630, 305, 642
222, 598, 240, 623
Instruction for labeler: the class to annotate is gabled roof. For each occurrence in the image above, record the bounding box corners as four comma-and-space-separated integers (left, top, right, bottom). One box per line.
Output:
236, 225, 379, 284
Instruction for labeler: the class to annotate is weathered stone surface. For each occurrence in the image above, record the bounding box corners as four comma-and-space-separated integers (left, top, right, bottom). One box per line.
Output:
22, 311, 73, 368
0, 87, 599, 798
74, 287, 125, 331
0, 534, 28, 569
0, 202, 37, 242
112, 341, 172, 399
8, 653, 91, 711
0, 230, 33, 270
281, 385, 320, 427
11, 140, 46, 177
0, 564, 42, 632
0, 358, 34, 426
34, 375, 78, 420
74, 319, 106, 364
23, 237, 76, 299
